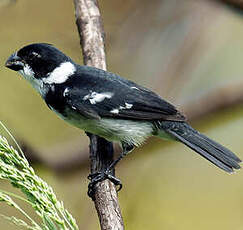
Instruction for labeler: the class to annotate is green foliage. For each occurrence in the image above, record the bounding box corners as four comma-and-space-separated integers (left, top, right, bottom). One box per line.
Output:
0, 122, 79, 230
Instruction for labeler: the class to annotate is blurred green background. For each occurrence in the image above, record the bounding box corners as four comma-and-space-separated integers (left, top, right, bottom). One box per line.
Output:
1, 0, 243, 229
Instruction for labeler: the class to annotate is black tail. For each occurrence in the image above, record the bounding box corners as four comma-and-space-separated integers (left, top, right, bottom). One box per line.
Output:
159, 121, 241, 173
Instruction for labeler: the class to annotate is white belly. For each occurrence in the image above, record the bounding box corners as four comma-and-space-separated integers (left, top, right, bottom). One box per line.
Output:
51, 107, 154, 146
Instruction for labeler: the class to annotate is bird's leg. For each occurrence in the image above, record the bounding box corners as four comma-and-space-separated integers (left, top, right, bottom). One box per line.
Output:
88, 143, 134, 199
107, 143, 134, 171
87, 171, 122, 199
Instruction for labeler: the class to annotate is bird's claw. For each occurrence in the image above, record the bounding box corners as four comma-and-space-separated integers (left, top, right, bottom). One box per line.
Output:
87, 171, 122, 200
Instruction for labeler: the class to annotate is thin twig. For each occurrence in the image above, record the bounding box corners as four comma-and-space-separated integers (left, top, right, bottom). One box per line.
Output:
73, 0, 124, 229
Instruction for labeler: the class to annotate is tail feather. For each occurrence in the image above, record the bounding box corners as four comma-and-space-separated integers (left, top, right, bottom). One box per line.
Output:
196, 132, 241, 163
159, 121, 241, 173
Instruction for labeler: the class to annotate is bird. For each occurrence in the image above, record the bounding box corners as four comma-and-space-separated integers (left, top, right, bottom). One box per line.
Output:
5, 43, 241, 195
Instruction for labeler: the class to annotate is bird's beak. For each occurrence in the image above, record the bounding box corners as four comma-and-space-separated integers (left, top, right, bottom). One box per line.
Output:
5, 52, 24, 71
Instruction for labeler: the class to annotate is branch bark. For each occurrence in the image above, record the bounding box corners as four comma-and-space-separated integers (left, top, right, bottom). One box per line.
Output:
73, 0, 124, 229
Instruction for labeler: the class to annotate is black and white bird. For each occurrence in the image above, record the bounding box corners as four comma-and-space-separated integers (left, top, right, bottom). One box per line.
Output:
5, 43, 241, 179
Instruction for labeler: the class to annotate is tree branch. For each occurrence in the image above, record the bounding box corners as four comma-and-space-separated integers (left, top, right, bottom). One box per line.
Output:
73, 0, 124, 229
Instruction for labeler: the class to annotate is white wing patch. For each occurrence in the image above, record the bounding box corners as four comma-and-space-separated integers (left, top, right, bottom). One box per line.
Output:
119, 102, 133, 110
125, 103, 133, 109
43, 62, 76, 84
83, 92, 113, 104
110, 109, 119, 114
110, 102, 133, 114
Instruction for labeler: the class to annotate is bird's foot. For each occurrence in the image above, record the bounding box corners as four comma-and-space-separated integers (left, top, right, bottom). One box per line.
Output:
87, 170, 122, 200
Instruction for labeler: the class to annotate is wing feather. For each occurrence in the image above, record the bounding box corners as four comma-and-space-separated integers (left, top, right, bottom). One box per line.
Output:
63, 66, 185, 121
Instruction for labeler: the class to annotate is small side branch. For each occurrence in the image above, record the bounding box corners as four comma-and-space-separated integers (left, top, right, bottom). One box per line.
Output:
73, 0, 124, 229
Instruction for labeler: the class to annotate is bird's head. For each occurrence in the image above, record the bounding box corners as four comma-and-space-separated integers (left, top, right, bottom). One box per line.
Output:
5, 43, 76, 95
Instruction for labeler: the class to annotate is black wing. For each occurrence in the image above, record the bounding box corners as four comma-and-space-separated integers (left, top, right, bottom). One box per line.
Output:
63, 66, 185, 121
